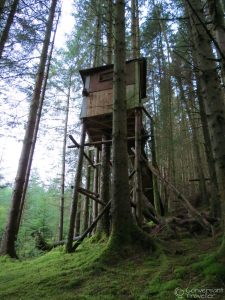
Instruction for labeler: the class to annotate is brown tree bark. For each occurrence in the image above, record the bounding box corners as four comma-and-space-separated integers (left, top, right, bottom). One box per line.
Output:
16, 11, 60, 238
196, 80, 220, 218
207, 0, 225, 85
107, 0, 153, 253
131, 0, 140, 58
106, 0, 113, 64
0, 0, 19, 58
187, 0, 225, 251
0, 0, 58, 258
93, 4, 102, 68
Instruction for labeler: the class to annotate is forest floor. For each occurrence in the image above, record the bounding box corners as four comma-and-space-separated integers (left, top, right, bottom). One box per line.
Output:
0, 234, 225, 300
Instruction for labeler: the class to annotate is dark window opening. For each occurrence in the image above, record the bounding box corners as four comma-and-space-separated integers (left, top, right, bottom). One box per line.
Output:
99, 71, 113, 82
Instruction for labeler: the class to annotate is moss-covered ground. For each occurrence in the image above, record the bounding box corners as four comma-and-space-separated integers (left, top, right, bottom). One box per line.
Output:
0, 235, 224, 299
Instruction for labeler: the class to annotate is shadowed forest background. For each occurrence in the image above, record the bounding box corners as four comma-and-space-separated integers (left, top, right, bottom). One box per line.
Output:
0, 0, 225, 299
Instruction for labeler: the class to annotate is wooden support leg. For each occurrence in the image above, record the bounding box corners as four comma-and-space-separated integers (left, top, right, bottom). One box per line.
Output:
97, 134, 111, 236
73, 201, 111, 251
93, 148, 100, 227
66, 121, 86, 253
83, 149, 91, 232
74, 198, 81, 237
134, 108, 144, 225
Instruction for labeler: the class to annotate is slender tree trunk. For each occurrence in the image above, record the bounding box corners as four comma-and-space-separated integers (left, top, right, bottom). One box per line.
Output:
131, 0, 140, 58
151, 119, 162, 215
93, 4, 102, 68
0, 0, 19, 58
108, 0, 152, 252
0, 0, 6, 18
196, 80, 220, 217
66, 122, 86, 253
58, 72, 71, 241
176, 73, 207, 202
207, 0, 225, 85
106, 0, 113, 64
16, 12, 60, 238
0, 0, 58, 258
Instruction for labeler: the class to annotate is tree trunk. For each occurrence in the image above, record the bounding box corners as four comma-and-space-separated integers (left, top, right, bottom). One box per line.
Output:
151, 119, 162, 216
93, 4, 102, 68
108, 0, 152, 253
15, 11, 60, 238
207, 0, 225, 85
131, 0, 140, 58
58, 72, 72, 241
196, 80, 220, 218
176, 72, 207, 202
0, 0, 6, 18
187, 0, 225, 252
106, 0, 113, 64
0, 0, 58, 258
0, 0, 19, 58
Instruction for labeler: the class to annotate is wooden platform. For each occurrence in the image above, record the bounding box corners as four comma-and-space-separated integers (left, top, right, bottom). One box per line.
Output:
83, 109, 136, 145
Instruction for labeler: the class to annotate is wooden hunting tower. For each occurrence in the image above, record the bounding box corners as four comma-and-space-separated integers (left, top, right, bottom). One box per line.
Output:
66, 57, 156, 251
79, 58, 147, 142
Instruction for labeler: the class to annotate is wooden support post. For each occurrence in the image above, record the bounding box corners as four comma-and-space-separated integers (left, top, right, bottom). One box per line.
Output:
68, 135, 96, 168
72, 201, 111, 251
74, 197, 81, 237
93, 148, 100, 221
83, 149, 91, 232
78, 187, 105, 205
68, 135, 149, 148
134, 108, 144, 225
97, 134, 111, 236
66, 122, 86, 253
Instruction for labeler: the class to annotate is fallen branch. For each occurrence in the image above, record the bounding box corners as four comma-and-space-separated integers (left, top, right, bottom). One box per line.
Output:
31, 231, 81, 251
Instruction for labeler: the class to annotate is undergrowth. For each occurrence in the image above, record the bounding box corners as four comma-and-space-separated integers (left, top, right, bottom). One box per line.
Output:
0, 236, 224, 299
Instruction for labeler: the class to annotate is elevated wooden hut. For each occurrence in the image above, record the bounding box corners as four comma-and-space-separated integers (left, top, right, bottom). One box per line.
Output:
79, 58, 147, 142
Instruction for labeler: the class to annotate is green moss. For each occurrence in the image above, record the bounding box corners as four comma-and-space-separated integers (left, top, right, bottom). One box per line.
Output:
203, 262, 225, 280
0, 237, 223, 300
174, 266, 187, 279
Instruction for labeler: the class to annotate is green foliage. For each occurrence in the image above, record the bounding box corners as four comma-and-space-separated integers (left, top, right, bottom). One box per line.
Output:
0, 187, 11, 238
0, 176, 72, 258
